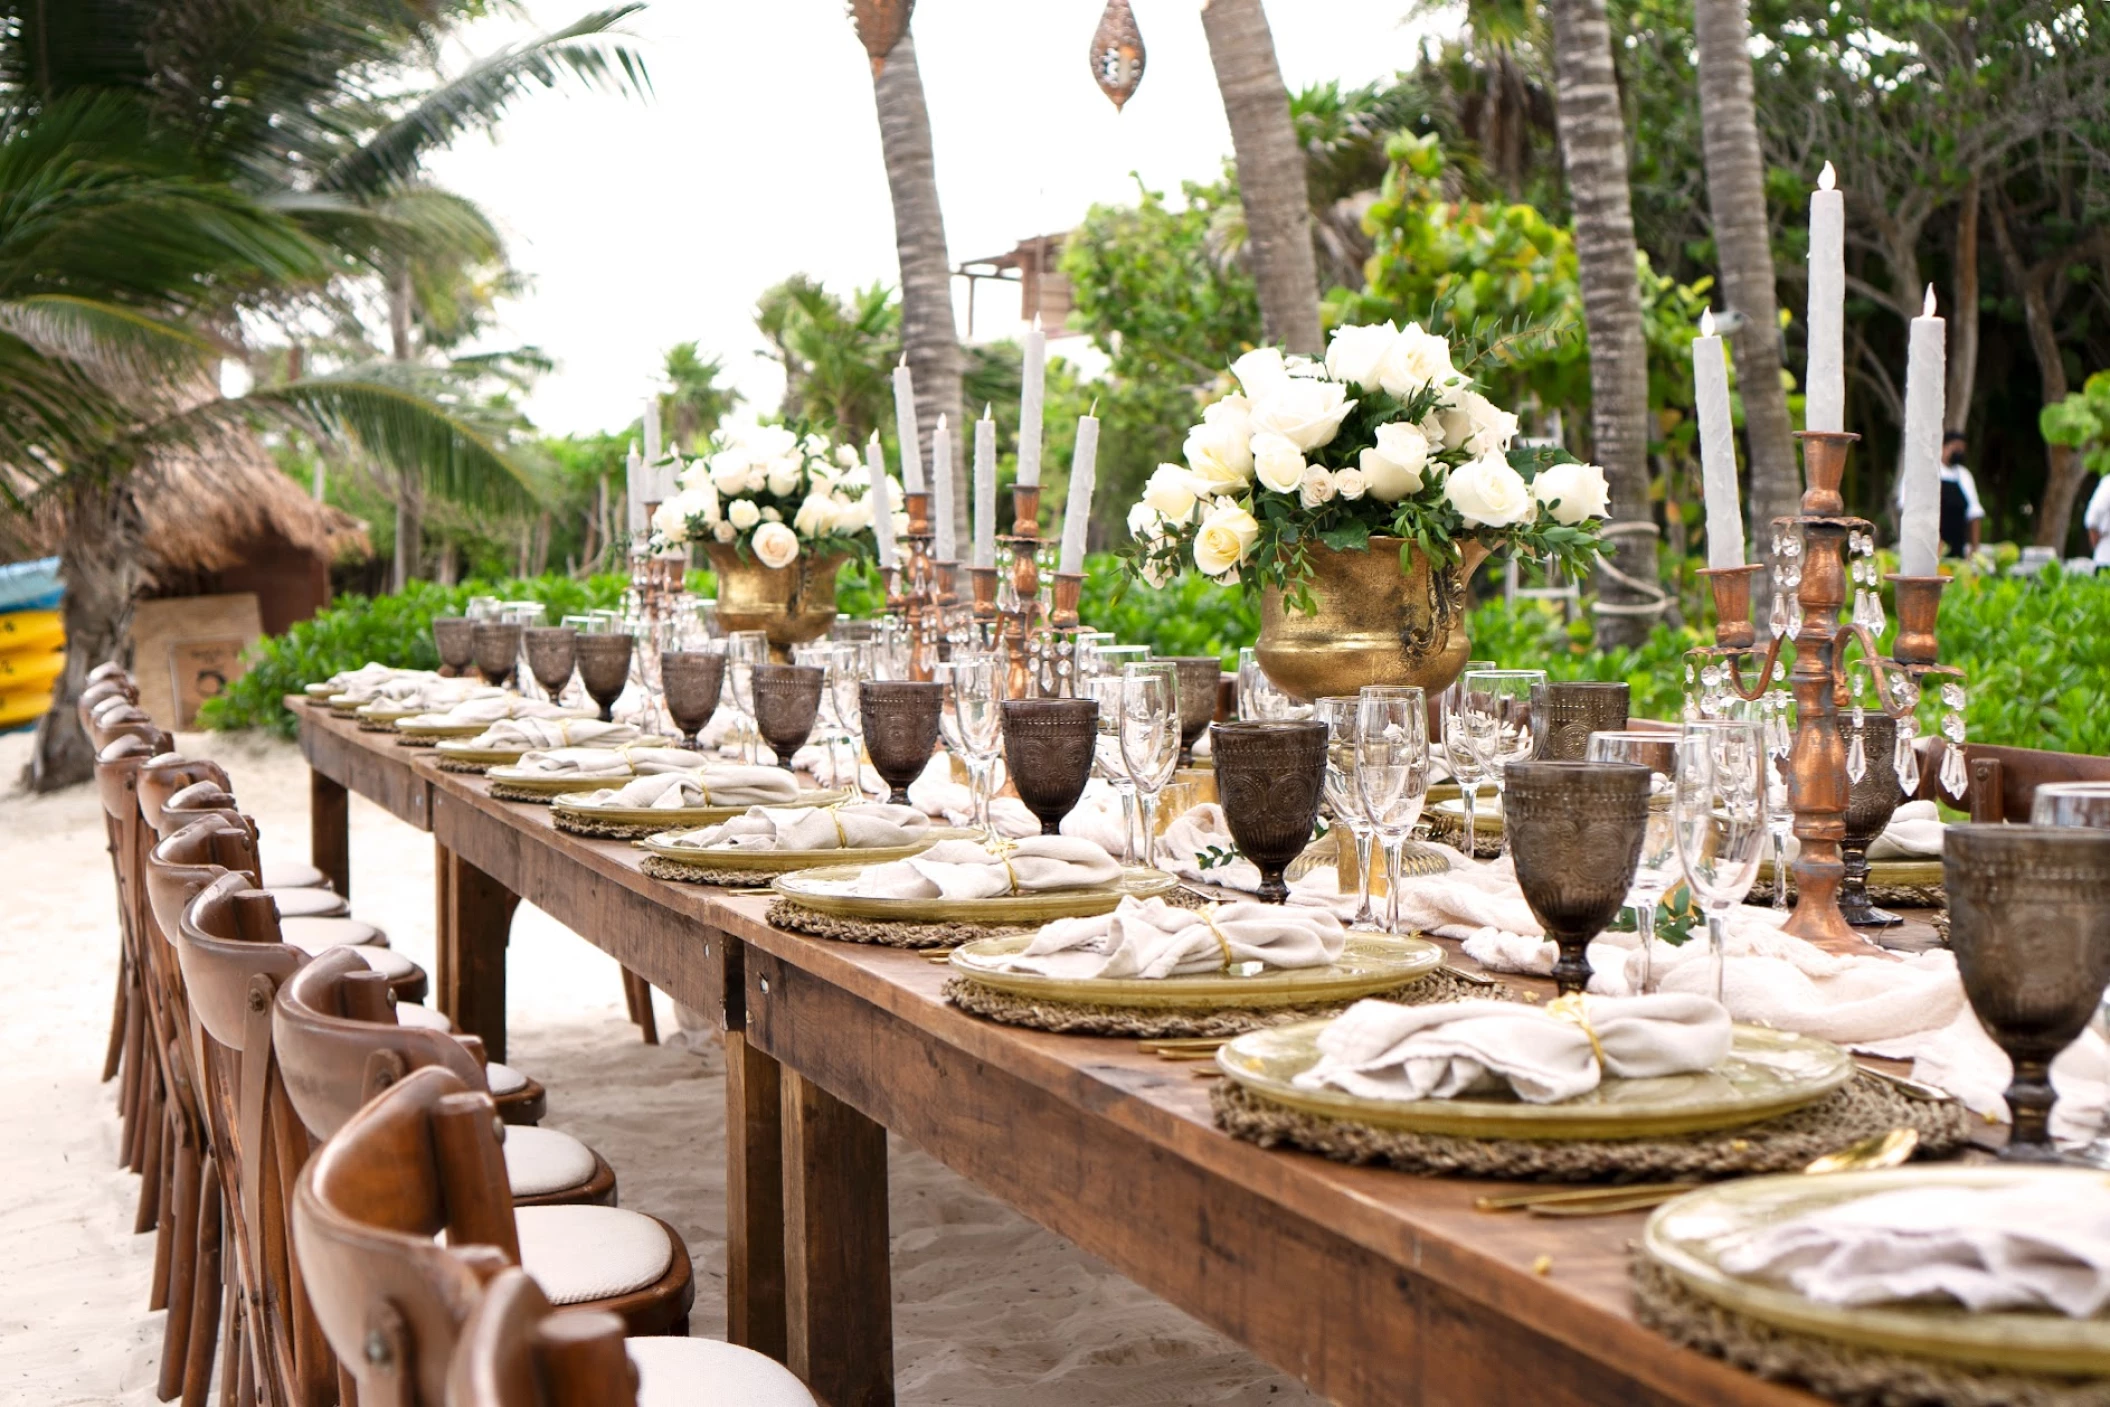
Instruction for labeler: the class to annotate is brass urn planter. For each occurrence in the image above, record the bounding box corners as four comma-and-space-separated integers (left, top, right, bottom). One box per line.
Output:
1255, 537, 1490, 702
704, 543, 848, 660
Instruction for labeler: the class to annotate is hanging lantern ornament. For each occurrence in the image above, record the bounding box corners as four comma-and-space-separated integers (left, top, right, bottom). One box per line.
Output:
849, 0, 916, 76
1089, 0, 1146, 111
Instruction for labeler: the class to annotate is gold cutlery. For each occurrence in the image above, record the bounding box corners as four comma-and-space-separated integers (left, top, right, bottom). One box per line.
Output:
1479, 1127, 1922, 1218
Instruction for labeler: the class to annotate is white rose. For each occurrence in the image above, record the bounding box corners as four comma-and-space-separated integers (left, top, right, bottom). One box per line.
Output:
1334, 467, 1368, 500
727, 498, 761, 531
800, 432, 829, 456
712, 520, 737, 543
1418, 409, 1450, 450
751, 521, 801, 569
1127, 501, 1165, 542
1201, 393, 1252, 436
1445, 450, 1535, 528
760, 506, 782, 523
677, 458, 710, 492
835, 444, 859, 469
1251, 432, 1307, 495
765, 458, 803, 498
1297, 466, 1338, 510
832, 492, 871, 531
709, 449, 753, 495
1248, 378, 1357, 452
1440, 390, 1518, 458
1192, 501, 1260, 577
1375, 323, 1464, 399
651, 497, 691, 544
746, 425, 798, 460
794, 493, 837, 537
1284, 353, 1325, 379
1325, 322, 1399, 391
694, 484, 722, 526
1230, 347, 1290, 401
1531, 461, 1612, 525
1359, 421, 1431, 502
1183, 418, 1253, 492
1141, 463, 1201, 525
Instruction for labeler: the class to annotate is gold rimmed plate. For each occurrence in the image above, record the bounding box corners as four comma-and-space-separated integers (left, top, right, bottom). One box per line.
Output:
949, 932, 1444, 1010
1429, 795, 1503, 832
1216, 1021, 1851, 1140
639, 825, 975, 874
1645, 1166, 2110, 1375
547, 785, 855, 821
434, 732, 670, 767
1759, 857, 1943, 888
772, 862, 1179, 923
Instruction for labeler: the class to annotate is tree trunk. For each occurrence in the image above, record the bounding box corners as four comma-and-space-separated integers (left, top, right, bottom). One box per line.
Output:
1692, 0, 1798, 561
29, 476, 144, 792
1200, 0, 1323, 355
1989, 192, 2086, 550
1545, 0, 1660, 647
1947, 177, 1981, 436
871, 32, 968, 549
389, 265, 421, 591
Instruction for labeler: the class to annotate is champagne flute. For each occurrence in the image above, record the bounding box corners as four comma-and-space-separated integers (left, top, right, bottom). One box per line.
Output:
1461, 668, 1544, 858
1120, 663, 1182, 868
1316, 697, 1378, 929
1354, 687, 1430, 936
1585, 730, 1680, 992
830, 641, 876, 799
950, 655, 1004, 835
1438, 659, 1495, 857
1673, 718, 1768, 1002
1085, 673, 1138, 863
723, 630, 769, 764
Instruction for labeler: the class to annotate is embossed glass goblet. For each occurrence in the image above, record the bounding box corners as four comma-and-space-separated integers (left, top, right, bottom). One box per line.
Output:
1530, 681, 1629, 760
2032, 783, 2110, 829
1583, 732, 1679, 993
659, 649, 726, 751
1945, 825, 2110, 1161
523, 626, 578, 706
1002, 698, 1099, 835
432, 616, 475, 677
1212, 720, 1329, 904
1168, 656, 1223, 768
574, 632, 635, 723
1839, 712, 1904, 927
859, 680, 944, 805
1505, 760, 1651, 995
469, 621, 524, 689
751, 663, 825, 771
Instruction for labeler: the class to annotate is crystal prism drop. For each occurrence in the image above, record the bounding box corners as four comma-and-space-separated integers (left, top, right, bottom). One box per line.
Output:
1772, 658, 1787, 683
1940, 741, 1968, 798
1683, 694, 1699, 722
1770, 591, 1789, 637
1787, 598, 1804, 636
1685, 661, 1695, 685
1847, 729, 1868, 782
1942, 711, 1966, 743
1943, 682, 1966, 710
1895, 722, 1919, 796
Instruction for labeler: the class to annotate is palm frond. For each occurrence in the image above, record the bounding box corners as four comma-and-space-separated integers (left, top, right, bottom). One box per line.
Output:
320, 6, 652, 196
0, 295, 221, 387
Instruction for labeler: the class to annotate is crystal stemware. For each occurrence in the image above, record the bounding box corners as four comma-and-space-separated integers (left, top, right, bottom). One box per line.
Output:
1461, 667, 1544, 858
1353, 688, 1431, 934
1583, 731, 1679, 992
723, 630, 770, 765
1438, 659, 1494, 857
1672, 719, 1768, 1002
1119, 663, 1182, 870
1316, 697, 1378, 929
1084, 674, 1138, 863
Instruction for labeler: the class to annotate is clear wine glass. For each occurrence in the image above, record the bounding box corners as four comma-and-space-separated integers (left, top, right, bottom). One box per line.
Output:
1120, 663, 1182, 869
1461, 667, 1545, 858
1673, 718, 1768, 1002
830, 641, 876, 800
1585, 730, 1681, 993
1084, 673, 1138, 863
724, 630, 769, 764
950, 655, 1004, 835
1354, 687, 1430, 937
1316, 697, 1378, 929
1438, 659, 1495, 857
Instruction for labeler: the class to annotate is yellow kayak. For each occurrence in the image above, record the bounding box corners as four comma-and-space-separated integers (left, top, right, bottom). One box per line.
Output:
0, 647, 65, 692
0, 686, 53, 729
0, 609, 62, 656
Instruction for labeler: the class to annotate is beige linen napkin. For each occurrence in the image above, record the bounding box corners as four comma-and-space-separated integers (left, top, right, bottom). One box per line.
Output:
1291, 993, 1733, 1105
992, 896, 1346, 980
465, 717, 638, 751
1717, 1183, 2110, 1317
854, 836, 1121, 900
508, 745, 643, 779
669, 803, 930, 852
407, 695, 577, 730
1867, 798, 1944, 859
570, 772, 708, 808
903, 754, 1040, 839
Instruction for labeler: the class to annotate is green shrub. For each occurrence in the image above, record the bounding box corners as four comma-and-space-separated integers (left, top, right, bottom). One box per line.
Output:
1082, 556, 1259, 668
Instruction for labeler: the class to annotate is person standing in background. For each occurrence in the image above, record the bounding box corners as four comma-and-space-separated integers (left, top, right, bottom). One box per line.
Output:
2084, 469, 2110, 565
1898, 430, 1985, 560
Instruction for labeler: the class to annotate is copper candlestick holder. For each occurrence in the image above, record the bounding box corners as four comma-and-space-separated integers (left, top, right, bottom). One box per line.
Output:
997, 484, 1060, 698
1689, 431, 1967, 953
900, 490, 938, 681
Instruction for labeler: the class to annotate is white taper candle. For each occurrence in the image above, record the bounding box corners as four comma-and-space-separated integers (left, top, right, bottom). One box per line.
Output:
892, 359, 923, 493
1898, 285, 1947, 577
973, 407, 997, 569
1694, 310, 1745, 570
932, 414, 955, 561
1018, 316, 1046, 488
1059, 413, 1098, 576
1807, 162, 1846, 434
865, 435, 897, 571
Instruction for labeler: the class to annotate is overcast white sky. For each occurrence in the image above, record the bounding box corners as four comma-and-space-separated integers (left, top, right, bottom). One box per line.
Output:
422, 0, 1450, 436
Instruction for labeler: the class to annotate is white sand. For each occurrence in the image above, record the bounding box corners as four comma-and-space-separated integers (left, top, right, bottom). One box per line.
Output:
0, 728, 1320, 1406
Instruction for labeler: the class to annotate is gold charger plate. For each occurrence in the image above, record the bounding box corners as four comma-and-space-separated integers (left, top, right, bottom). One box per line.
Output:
305, 682, 342, 699
638, 825, 975, 875
394, 718, 501, 739
1759, 857, 1943, 887
435, 732, 669, 766
1216, 1021, 1852, 1140
1644, 1166, 2110, 1375
772, 862, 1179, 923
949, 932, 1444, 1010
1430, 795, 1503, 831
547, 785, 855, 820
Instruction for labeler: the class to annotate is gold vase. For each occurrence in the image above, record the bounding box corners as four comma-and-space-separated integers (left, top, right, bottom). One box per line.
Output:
705, 543, 848, 659
1256, 537, 1490, 702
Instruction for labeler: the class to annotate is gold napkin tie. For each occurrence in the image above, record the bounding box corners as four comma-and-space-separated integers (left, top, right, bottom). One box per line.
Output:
1546, 993, 1608, 1067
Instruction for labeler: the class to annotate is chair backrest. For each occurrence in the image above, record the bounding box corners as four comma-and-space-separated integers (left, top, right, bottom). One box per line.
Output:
87, 659, 132, 686
1943, 743, 2110, 824
445, 1269, 636, 1407
294, 1066, 521, 1407
155, 778, 260, 871
146, 816, 258, 955
276, 949, 488, 1144
139, 755, 234, 836
79, 676, 137, 726
89, 701, 158, 749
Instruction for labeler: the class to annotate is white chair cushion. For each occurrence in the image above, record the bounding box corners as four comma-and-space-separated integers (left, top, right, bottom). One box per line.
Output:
262, 858, 331, 890
394, 1003, 452, 1032
346, 946, 417, 980
277, 917, 385, 955
502, 1126, 598, 1198
483, 1061, 529, 1095
515, 1206, 674, 1305
626, 1337, 817, 1407
267, 887, 350, 919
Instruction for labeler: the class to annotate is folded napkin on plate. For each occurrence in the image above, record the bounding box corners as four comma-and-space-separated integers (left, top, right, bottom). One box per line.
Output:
1291, 992, 1732, 1105
990, 895, 1346, 980
566, 765, 802, 808
570, 772, 708, 808
1155, 804, 1365, 915
508, 746, 644, 779
622, 747, 715, 775
1717, 1183, 2110, 1318
853, 836, 1121, 900
666, 803, 929, 852
1868, 798, 1944, 860
464, 717, 638, 751
901, 754, 1040, 839
406, 695, 575, 729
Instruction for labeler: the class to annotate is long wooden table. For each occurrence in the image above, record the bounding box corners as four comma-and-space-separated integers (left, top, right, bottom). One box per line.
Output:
293, 699, 1828, 1407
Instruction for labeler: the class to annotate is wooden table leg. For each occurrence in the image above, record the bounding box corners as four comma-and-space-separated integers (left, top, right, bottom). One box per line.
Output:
437, 842, 512, 1062
309, 770, 350, 898
725, 1029, 786, 1362
783, 1069, 893, 1407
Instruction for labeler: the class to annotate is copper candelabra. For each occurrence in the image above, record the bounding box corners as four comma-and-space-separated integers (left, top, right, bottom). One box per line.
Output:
1690, 431, 1966, 952
956, 484, 1080, 698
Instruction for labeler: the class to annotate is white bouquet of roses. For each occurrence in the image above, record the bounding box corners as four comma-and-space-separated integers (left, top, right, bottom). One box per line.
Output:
1127, 323, 1609, 596
650, 424, 898, 570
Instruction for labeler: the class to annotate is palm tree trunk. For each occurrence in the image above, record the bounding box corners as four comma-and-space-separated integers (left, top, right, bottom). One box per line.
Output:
1200, 0, 1322, 355
1946, 178, 1981, 435
870, 32, 967, 549
1545, 0, 1660, 647
29, 476, 143, 792
389, 265, 422, 591
1692, 0, 1798, 564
